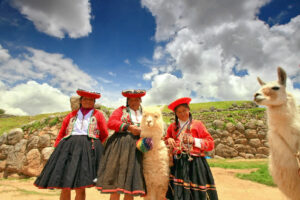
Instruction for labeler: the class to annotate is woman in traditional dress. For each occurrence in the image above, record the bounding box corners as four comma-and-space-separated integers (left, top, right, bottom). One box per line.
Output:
96, 89, 146, 200
165, 97, 218, 200
34, 89, 109, 200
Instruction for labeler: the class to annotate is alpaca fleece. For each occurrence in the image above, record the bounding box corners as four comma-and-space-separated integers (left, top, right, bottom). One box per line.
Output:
140, 106, 169, 200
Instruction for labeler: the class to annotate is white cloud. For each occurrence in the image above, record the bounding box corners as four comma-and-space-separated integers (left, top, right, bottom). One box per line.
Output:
0, 45, 10, 61
0, 81, 69, 115
108, 71, 116, 77
153, 46, 164, 60
0, 46, 98, 93
11, 0, 92, 38
143, 73, 191, 106
124, 59, 130, 65
143, 67, 159, 80
142, 0, 300, 105
98, 76, 112, 84
142, 0, 270, 41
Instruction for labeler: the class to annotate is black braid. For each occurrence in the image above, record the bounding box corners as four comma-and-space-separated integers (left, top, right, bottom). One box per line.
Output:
175, 115, 179, 131
187, 112, 193, 131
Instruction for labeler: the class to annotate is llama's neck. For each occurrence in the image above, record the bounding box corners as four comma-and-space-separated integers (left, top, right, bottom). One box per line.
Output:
267, 94, 297, 128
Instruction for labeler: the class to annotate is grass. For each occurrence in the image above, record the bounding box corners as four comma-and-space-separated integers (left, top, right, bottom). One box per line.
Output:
208, 159, 275, 186
162, 100, 253, 112
0, 111, 68, 136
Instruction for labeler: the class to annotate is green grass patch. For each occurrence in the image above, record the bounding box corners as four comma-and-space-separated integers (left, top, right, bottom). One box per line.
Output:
0, 111, 68, 136
208, 159, 275, 186
162, 100, 252, 112
236, 164, 275, 186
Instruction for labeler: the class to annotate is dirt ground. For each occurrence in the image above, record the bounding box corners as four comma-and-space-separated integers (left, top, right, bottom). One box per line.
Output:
0, 168, 287, 200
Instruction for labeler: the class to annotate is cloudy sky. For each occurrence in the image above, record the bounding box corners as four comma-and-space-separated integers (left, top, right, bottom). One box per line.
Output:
0, 0, 300, 115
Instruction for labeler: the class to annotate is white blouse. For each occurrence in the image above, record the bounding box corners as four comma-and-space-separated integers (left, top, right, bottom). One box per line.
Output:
71, 109, 94, 135
129, 108, 142, 125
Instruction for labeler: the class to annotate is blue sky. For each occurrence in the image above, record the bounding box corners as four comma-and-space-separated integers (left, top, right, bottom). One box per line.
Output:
0, 0, 300, 115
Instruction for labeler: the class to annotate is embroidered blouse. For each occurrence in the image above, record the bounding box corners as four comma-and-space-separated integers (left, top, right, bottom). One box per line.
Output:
107, 106, 142, 132
165, 120, 214, 156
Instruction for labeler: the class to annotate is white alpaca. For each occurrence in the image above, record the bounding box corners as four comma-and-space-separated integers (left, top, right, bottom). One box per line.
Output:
140, 106, 169, 200
254, 67, 300, 200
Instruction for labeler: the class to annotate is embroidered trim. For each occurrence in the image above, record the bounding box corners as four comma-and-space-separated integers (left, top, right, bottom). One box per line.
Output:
34, 183, 95, 190
169, 175, 216, 191
96, 187, 146, 195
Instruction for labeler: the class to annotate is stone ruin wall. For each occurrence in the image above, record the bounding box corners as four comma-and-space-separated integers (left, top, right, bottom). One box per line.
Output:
0, 101, 268, 178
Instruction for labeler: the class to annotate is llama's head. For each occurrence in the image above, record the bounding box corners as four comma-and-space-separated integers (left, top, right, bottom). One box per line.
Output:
254, 67, 288, 106
140, 106, 164, 138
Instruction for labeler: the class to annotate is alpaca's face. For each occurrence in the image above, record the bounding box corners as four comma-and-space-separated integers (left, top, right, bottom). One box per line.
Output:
140, 107, 163, 138
254, 67, 287, 106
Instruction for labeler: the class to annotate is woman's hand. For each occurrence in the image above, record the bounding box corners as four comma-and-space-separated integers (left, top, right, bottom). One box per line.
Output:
128, 125, 141, 136
167, 138, 176, 148
183, 135, 194, 144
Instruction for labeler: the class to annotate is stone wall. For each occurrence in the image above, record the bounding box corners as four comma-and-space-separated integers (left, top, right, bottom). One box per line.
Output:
0, 116, 64, 178
208, 119, 268, 159
0, 104, 268, 178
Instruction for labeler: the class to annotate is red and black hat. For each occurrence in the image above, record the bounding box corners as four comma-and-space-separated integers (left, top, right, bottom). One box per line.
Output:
168, 97, 192, 112
76, 89, 101, 99
122, 89, 146, 98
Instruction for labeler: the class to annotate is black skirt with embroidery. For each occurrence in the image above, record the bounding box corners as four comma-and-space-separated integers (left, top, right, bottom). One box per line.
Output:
34, 135, 104, 189
166, 154, 218, 200
96, 131, 146, 196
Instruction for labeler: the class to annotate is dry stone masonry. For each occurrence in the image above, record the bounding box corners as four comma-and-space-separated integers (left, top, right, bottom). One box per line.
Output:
0, 102, 267, 178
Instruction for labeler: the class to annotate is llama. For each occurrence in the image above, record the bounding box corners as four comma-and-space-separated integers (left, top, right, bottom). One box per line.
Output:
140, 106, 169, 200
254, 67, 300, 200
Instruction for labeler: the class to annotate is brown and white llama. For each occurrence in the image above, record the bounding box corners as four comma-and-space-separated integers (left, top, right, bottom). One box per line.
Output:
254, 67, 300, 200
140, 106, 169, 200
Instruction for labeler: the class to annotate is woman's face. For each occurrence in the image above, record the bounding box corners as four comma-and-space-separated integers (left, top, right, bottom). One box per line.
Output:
81, 97, 95, 109
128, 97, 141, 111
175, 105, 190, 121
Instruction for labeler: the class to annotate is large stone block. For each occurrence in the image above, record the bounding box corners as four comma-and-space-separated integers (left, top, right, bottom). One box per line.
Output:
0, 132, 8, 145
6, 149, 26, 173
235, 138, 248, 145
21, 149, 43, 177
38, 134, 51, 149
41, 147, 54, 161
213, 120, 224, 129
245, 129, 258, 139
0, 144, 14, 160
236, 122, 245, 133
7, 128, 24, 145
226, 123, 236, 133
257, 147, 269, 155
249, 138, 261, 148
215, 144, 238, 158
27, 136, 39, 151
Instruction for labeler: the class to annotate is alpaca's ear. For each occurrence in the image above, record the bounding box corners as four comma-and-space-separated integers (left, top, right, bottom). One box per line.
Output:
257, 77, 265, 86
277, 67, 287, 86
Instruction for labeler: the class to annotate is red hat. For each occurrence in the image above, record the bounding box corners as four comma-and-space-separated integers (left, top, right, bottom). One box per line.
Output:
122, 89, 146, 98
76, 89, 101, 99
168, 97, 192, 112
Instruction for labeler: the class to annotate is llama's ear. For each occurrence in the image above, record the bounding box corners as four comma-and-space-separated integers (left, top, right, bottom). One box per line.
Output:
159, 105, 165, 112
277, 67, 287, 86
257, 77, 265, 86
